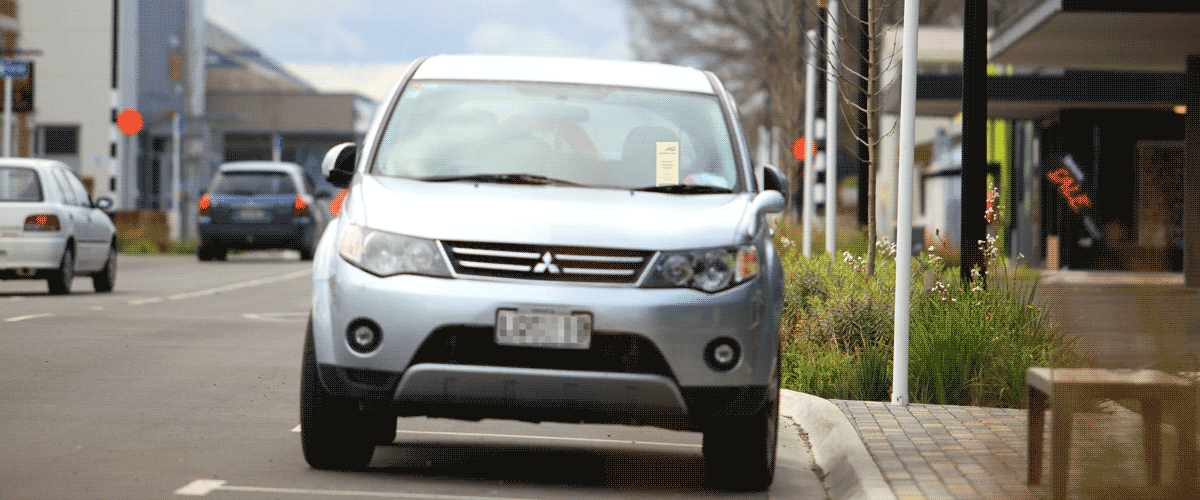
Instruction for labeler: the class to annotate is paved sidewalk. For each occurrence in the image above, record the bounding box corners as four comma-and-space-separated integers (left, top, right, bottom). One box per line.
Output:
823, 398, 1194, 500
790, 271, 1200, 499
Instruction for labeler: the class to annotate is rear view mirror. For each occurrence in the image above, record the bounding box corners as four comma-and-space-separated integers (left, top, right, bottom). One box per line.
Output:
322, 143, 357, 188
762, 164, 788, 196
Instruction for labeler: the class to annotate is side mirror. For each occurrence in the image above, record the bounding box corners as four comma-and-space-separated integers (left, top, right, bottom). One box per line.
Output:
94, 197, 114, 211
741, 190, 785, 238
322, 142, 357, 188
762, 164, 788, 196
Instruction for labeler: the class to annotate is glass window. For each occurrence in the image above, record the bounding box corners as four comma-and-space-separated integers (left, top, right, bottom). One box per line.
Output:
0, 167, 42, 202
49, 167, 78, 206
41, 126, 79, 155
372, 80, 741, 192
64, 170, 93, 207
210, 170, 298, 195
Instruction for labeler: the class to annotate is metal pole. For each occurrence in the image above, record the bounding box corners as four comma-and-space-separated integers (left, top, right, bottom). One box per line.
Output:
824, 0, 839, 255
171, 113, 182, 242
3, 75, 12, 157
803, 29, 819, 258
961, 0, 987, 283
892, 0, 921, 407
1185, 55, 1200, 287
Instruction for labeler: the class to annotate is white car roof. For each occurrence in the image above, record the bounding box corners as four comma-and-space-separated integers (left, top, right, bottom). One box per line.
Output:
0, 158, 71, 172
218, 161, 303, 173
411, 55, 717, 95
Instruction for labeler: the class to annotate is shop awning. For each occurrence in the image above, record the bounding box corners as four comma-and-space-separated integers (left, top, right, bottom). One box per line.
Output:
987, 1, 1200, 73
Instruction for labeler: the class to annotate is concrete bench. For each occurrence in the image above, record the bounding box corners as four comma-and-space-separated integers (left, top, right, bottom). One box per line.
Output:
1026, 367, 1197, 500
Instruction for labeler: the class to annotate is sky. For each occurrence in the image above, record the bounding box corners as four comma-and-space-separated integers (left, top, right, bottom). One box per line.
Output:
206, 0, 635, 101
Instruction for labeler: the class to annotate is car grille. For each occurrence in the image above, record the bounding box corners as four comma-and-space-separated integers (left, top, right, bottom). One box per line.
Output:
441, 241, 654, 284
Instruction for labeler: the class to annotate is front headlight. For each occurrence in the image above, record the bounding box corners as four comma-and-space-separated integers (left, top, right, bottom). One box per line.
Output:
338, 223, 451, 277
646, 245, 758, 293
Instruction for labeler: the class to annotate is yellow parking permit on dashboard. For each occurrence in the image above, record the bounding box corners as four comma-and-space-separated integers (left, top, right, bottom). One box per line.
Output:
656, 142, 679, 186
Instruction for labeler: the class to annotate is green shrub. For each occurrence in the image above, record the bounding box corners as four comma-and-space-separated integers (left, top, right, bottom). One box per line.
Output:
774, 217, 1086, 408
168, 239, 200, 254
120, 239, 160, 254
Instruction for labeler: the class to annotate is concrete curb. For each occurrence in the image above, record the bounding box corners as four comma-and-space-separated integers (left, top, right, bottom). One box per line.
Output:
781, 390, 896, 500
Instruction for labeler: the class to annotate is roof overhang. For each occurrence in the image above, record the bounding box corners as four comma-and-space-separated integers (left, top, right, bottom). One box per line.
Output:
987, 0, 1200, 72
890, 72, 1186, 119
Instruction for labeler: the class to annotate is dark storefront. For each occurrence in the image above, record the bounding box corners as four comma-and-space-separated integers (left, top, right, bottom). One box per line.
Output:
1040, 109, 1186, 271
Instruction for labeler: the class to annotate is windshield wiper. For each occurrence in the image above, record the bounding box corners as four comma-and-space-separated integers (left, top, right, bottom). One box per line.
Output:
632, 184, 733, 194
420, 173, 582, 186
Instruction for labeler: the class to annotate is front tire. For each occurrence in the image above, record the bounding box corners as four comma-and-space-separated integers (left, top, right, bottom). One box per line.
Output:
92, 244, 117, 293
47, 246, 74, 295
703, 360, 779, 492
300, 316, 390, 470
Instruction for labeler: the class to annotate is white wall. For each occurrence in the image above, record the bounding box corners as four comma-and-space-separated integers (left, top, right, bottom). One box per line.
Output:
23, 0, 115, 197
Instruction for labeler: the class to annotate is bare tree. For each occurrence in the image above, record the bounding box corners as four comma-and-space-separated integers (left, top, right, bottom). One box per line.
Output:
626, 0, 1021, 272
801, 0, 906, 274
626, 0, 810, 215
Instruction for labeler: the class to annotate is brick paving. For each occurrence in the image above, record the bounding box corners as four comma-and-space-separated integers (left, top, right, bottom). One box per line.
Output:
830, 398, 1195, 499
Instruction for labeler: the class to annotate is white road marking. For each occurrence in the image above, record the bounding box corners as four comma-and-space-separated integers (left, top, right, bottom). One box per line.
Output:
5, 313, 53, 322
168, 269, 312, 301
128, 297, 164, 305
289, 425, 700, 448
90, 305, 103, 311
175, 481, 535, 499
242, 312, 308, 322
174, 479, 226, 496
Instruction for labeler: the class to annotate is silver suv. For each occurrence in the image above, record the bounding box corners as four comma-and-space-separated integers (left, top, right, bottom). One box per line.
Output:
301, 54, 787, 491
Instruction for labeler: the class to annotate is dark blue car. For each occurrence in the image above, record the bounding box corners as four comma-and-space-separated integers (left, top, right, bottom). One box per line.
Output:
197, 161, 332, 261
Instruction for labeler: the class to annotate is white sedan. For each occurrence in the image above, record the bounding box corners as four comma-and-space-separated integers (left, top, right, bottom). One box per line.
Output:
0, 158, 118, 294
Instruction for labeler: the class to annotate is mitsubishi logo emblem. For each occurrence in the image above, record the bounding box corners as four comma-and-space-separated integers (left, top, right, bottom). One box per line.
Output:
532, 252, 560, 274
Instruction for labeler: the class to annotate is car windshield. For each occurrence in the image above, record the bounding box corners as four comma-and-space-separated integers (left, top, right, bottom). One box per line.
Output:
211, 171, 297, 195
371, 80, 742, 192
0, 167, 42, 202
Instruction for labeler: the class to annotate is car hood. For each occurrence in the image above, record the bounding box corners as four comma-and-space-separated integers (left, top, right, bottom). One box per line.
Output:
355, 175, 750, 250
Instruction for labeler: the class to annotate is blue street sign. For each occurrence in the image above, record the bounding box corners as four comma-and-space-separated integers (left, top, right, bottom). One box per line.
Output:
0, 60, 29, 78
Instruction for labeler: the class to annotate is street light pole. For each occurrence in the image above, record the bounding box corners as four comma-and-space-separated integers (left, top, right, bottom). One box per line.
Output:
3, 75, 12, 157
171, 113, 182, 242
892, 0, 921, 407
824, 0, 839, 255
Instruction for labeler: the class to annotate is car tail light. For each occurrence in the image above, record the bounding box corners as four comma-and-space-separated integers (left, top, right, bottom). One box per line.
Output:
293, 195, 309, 216
23, 214, 61, 231
198, 193, 211, 216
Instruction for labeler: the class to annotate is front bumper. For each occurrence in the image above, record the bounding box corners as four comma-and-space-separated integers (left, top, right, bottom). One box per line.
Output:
315, 257, 771, 384
311, 255, 778, 426
317, 361, 769, 430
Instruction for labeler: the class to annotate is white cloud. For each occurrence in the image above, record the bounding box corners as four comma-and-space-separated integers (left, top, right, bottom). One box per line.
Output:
284, 62, 413, 102
467, 20, 629, 60
317, 18, 369, 59
208, 0, 369, 60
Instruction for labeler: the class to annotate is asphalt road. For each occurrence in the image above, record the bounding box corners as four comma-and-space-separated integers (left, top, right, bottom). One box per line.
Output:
0, 251, 827, 500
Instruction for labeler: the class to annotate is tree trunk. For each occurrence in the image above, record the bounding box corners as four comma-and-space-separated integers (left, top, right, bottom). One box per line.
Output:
865, 0, 879, 275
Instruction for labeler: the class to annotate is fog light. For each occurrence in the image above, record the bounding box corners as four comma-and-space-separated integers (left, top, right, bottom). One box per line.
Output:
346, 319, 382, 353
713, 344, 735, 365
704, 337, 741, 371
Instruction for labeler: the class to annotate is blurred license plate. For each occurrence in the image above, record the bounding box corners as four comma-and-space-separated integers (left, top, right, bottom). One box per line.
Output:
239, 209, 265, 219
495, 309, 591, 349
